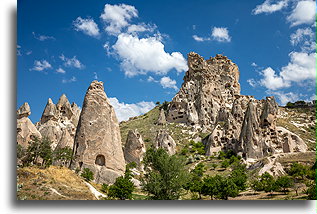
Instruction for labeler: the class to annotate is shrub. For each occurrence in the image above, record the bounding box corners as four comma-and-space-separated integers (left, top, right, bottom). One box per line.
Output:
275, 176, 293, 194
81, 168, 94, 182
101, 183, 108, 193
108, 176, 134, 200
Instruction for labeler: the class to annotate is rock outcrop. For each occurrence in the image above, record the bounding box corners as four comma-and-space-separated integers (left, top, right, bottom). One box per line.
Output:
154, 130, 176, 155
70, 81, 125, 184
156, 108, 167, 125
167, 52, 307, 160
36, 95, 80, 150
17, 102, 42, 148
124, 130, 146, 168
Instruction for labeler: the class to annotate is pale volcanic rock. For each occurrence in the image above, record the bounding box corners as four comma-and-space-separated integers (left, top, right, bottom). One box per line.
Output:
277, 127, 307, 153
71, 80, 125, 184
156, 108, 167, 125
37, 95, 80, 150
124, 129, 146, 167
17, 102, 42, 148
154, 130, 176, 155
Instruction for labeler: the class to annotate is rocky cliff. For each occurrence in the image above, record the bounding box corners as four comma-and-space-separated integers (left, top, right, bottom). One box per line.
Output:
36, 95, 80, 150
17, 102, 42, 148
70, 81, 125, 184
167, 52, 307, 159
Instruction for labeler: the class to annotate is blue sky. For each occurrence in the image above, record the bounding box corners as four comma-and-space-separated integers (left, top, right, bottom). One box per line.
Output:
17, 0, 316, 122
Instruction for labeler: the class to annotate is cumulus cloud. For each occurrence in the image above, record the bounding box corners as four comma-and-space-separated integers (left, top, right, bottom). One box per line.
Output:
290, 27, 315, 52
147, 76, 158, 83
251, 62, 258, 67
270, 91, 299, 106
109, 97, 155, 121
287, 0, 316, 27
260, 67, 290, 90
192, 35, 209, 42
59, 54, 84, 69
62, 76, 77, 83
73, 17, 100, 37
259, 51, 316, 90
160, 76, 178, 90
279, 51, 316, 83
127, 23, 156, 34
112, 33, 188, 77
252, 0, 289, 15
211, 27, 231, 42
100, 4, 138, 35
56, 68, 66, 74
30, 60, 52, 71
247, 79, 257, 87
32, 32, 55, 41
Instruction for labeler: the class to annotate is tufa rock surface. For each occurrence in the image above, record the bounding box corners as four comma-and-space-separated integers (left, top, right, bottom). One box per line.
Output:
124, 129, 146, 168
17, 102, 42, 148
156, 108, 167, 125
70, 80, 125, 184
154, 130, 176, 155
37, 95, 80, 150
167, 52, 307, 160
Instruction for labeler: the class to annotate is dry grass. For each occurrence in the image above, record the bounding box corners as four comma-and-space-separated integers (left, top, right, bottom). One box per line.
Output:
17, 166, 96, 200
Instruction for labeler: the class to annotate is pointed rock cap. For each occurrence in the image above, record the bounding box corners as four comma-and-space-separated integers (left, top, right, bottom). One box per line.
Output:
156, 108, 167, 125
41, 98, 58, 123
56, 94, 73, 119
17, 102, 31, 119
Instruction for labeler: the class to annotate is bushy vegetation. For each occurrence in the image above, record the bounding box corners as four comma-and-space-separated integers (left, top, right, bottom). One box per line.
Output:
141, 147, 189, 200
17, 137, 73, 168
81, 168, 94, 182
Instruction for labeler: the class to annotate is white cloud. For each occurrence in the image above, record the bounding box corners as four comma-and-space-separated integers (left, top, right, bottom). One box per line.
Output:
108, 97, 155, 121
270, 91, 299, 106
147, 76, 158, 83
59, 54, 84, 69
62, 76, 77, 83
310, 94, 316, 101
247, 79, 257, 87
32, 32, 55, 41
127, 23, 156, 34
259, 51, 315, 90
93, 72, 98, 79
112, 33, 188, 77
252, 0, 289, 15
160, 76, 178, 90
30, 60, 52, 71
192, 35, 208, 42
290, 27, 315, 52
56, 68, 66, 74
287, 0, 316, 27
211, 27, 231, 42
100, 4, 138, 35
73, 17, 100, 37
260, 67, 290, 90
280, 51, 316, 82
251, 62, 258, 67
26, 51, 32, 55
17, 45, 21, 56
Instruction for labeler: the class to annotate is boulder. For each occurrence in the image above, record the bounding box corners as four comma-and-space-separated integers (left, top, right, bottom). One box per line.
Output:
124, 130, 146, 168
17, 102, 42, 148
70, 80, 125, 184
154, 130, 176, 155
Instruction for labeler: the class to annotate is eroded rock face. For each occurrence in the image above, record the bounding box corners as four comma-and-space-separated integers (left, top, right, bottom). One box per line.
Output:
17, 102, 42, 148
37, 95, 80, 150
124, 130, 146, 168
156, 108, 167, 125
167, 52, 241, 130
154, 130, 176, 155
70, 80, 125, 184
168, 52, 307, 160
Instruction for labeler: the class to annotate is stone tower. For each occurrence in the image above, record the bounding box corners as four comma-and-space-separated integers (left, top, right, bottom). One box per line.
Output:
70, 80, 125, 184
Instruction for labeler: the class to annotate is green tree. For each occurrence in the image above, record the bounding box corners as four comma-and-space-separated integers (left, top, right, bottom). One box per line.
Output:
306, 182, 316, 200
108, 176, 134, 200
81, 168, 94, 182
201, 176, 218, 200
221, 159, 230, 168
214, 175, 239, 200
17, 144, 25, 160
24, 137, 53, 167
141, 148, 189, 200
288, 163, 307, 180
101, 183, 108, 193
275, 176, 293, 194
230, 164, 248, 191
53, 147, 73, 166
253, 172, 278, 195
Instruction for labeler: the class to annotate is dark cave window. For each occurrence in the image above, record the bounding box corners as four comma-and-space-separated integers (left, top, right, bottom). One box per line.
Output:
95, 155, 106, 166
